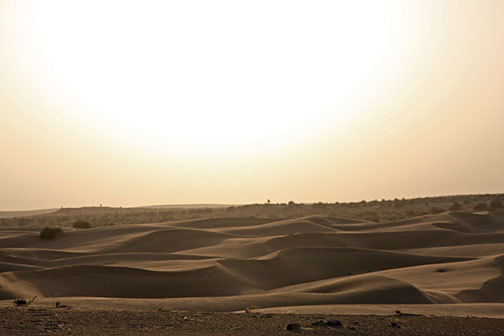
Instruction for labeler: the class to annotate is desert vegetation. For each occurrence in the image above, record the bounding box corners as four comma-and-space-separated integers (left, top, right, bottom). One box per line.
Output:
490, 196, 503, 210
0, 193, 502, 229
72, 220, 92, 229
13, 296, 37, 307
39, 227, 63, 240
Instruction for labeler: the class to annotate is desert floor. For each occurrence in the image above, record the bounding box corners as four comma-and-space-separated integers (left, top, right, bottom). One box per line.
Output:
2, 306, 504, 335
2, 211, 504, 334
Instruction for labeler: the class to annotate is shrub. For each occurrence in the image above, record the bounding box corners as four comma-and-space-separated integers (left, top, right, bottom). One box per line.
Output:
393, 201, 403, 209
72, 220, 91, 229
13, 299, 27, 306
40, 227, 63, 240
13, 296, 36, 307
473, 202, 488, 211
489, 197, 503, 210
406, 209, 417, 217
430, 207, 445, 214
450, 202, 462, 211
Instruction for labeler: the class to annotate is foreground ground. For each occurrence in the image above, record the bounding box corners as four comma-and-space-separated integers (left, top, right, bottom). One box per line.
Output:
2, 306, 504, 336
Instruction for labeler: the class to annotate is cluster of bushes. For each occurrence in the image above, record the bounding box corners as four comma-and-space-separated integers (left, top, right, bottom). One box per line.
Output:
473, 197, 503, 211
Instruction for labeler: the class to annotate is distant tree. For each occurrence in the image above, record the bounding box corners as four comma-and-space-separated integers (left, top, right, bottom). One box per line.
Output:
313, 202, 328, 209
489, 197, 503, 210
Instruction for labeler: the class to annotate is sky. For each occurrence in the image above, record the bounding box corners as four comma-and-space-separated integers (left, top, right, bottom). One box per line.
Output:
1, 0, 504, 210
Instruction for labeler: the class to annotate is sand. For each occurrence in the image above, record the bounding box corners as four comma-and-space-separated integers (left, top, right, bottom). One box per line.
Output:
1, 211, 504, 333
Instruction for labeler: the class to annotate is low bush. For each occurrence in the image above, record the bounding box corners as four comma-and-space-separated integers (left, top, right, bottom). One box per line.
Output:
72, 220, 91, 229
430, 207, 445, 214
489, 197, 503, 210
450, 202, 462, 211
473, 202, 488, 211
13, 296, 37, 307
406, 209, 417, 217
40, 227, 62, 240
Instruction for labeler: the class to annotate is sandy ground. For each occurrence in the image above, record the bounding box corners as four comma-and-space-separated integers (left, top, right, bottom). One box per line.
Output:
2, 306, 504, 336
2, 211, 504, 334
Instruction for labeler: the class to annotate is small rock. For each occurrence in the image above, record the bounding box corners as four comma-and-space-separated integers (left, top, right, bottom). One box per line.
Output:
287, 323, 301, 331
391, 321, 401, 328
312, 319, 343, 328
327, 319, 342, 327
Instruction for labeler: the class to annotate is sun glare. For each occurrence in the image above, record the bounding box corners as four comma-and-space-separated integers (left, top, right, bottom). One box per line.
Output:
13, 1, 414, 157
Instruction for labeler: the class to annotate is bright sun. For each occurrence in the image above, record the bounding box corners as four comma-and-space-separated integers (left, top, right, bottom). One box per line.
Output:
14, 1, 412, 157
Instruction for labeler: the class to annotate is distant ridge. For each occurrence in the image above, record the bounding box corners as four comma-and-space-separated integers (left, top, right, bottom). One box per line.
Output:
0, 204, 232, 218
0, 208, 58, 219
1, 193, 503, 228
140, 204, 233, 209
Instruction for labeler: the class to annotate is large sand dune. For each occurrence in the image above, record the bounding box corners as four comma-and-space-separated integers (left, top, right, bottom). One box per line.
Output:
1, 211, 504, 314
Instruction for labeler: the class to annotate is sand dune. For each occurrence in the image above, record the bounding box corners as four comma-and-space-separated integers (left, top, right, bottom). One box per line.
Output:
1, 211, 504, 315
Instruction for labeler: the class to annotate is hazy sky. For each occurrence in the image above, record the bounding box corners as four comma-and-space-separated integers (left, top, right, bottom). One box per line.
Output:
1, 0, 504, 210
